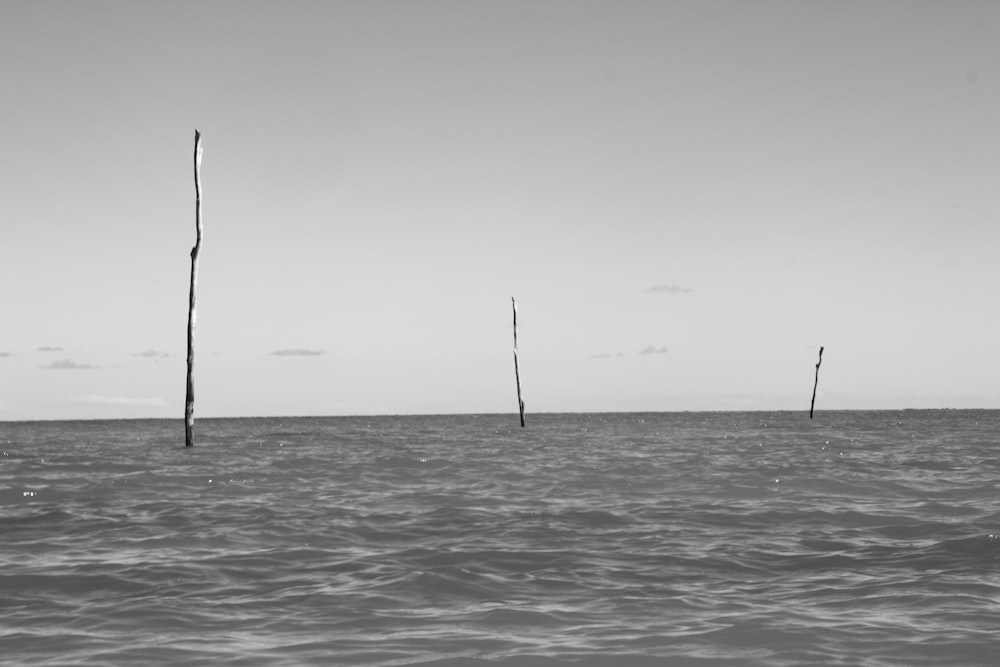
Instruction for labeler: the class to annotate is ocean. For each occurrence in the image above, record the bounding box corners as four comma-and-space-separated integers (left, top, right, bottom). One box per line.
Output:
1, 411, 998, 665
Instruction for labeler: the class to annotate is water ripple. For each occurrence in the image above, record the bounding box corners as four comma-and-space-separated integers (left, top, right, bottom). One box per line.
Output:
2, 411, 999, 665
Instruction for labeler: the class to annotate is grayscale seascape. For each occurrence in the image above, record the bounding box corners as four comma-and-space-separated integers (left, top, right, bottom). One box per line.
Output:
3, 1, 998, 664
3, 411, 999, 665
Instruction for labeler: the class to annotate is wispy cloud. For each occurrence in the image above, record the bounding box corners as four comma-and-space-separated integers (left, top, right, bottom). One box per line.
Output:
37, 346, 64, 352
270, 349, 325, 357
42, 359, 99, 370
591, 352, 626, 359
639, 345, 669, 355
645, 284, 691, 294
74, 395, 168, 408
0, 352, 12, 358
134, 349, 171, 360
322, 400, 391, 415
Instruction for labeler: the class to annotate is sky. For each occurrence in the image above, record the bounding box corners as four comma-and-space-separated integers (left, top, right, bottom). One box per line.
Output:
1, 0, 998, 420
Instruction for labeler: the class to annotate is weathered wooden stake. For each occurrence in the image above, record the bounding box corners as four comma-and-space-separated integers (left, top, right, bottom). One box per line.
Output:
809, 346, 823, 419
185, 130, 203, 447
512, 297, 525, 427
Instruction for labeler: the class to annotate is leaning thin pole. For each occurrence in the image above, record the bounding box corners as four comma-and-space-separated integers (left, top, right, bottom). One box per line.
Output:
512, 297, 525, 427
809, 346, 823, 419
185, 130, 204, 447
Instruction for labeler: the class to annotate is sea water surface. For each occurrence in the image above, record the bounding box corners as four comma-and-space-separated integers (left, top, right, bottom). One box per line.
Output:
2, 411, 999, 665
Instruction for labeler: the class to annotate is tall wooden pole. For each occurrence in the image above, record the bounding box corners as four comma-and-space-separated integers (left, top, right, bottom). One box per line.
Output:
809, 346, 823, 419
185, 130, 203, 447
512, 297, 525, 427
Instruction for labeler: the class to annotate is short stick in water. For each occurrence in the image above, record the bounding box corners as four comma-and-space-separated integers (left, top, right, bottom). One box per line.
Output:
809, 346, 823, 419
512, 297, 525, 427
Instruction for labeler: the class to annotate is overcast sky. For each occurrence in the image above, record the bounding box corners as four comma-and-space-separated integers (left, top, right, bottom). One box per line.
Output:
1, 0, 998, 420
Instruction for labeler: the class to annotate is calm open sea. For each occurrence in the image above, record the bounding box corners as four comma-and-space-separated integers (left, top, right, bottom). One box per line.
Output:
2, 411, 999, 665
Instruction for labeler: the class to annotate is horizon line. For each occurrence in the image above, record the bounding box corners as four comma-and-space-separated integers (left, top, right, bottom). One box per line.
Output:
0, 406, 993, 424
